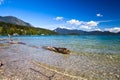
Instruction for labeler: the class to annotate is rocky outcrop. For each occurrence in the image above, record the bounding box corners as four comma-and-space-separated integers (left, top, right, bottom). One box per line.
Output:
43, 46, 70, 54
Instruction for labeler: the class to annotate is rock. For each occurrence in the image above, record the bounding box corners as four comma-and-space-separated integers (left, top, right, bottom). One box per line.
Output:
17, 42, 26, 45
0, 60, 3, 67
43, 46, 70, 54
9, 40, 26, 45
0, 38, 7, 41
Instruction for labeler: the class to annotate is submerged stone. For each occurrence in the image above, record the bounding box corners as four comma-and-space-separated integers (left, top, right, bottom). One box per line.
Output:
43, 46, 71, 54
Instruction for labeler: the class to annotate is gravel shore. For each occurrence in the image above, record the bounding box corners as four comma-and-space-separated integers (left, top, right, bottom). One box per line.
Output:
0, 44, 119, 80
0, 44, 82, 80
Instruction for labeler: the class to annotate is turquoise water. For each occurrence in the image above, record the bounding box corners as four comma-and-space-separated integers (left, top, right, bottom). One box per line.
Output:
0, 35, 120, 80
0, 35, 120, 54
10, 35, 120, 54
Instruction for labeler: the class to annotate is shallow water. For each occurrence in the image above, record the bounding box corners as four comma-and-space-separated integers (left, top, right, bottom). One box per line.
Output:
0, 35, 120, 80
9, 35, 120, 54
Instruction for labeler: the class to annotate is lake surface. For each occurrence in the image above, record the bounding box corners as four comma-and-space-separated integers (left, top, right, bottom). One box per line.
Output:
0, 35, 120, 80
10, 35, 120, 54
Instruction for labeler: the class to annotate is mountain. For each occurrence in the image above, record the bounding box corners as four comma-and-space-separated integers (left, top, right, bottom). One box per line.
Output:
54, 28, 86, 35
0, 16, 31, 26
54, 28, 120, 35
0, 22, 57, 35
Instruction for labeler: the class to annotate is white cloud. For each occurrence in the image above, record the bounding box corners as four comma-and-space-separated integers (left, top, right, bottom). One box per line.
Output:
80, 25, 91, 29
66, 19, 99, 30
0, 0, 4, 5
67, 19, 82, 26
96, 13, 103, 17
93, 27, 102, 31
58, 26, 72, 30
53, 14, 111, 32
86, 21, 98, 27
80, 21, 99, 30
55, 17, 64, 21
105, 27, 120, 33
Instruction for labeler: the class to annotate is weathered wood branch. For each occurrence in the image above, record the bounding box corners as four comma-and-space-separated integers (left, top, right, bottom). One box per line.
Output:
43, 46, 70, 54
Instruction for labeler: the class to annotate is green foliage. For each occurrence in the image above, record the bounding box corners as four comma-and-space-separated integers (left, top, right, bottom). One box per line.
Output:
0, 22, 58, 35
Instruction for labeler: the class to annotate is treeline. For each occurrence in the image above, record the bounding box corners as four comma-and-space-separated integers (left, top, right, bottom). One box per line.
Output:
0, 22, 57, 35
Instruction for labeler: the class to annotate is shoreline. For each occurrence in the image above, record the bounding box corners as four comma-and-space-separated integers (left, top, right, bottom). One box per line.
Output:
0, 44, 85, 80
0, 44, 120, 80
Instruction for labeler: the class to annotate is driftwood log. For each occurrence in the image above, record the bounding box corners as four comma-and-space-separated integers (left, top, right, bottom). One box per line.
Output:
43, 46, 70, 54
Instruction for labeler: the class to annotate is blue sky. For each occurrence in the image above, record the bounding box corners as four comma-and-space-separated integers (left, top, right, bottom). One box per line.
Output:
0, 0, 120, 32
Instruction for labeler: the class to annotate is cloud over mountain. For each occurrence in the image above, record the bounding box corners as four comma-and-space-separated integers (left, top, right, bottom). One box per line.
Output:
66, 19, 99, 30
54, 16, 119, 32
105, 27, 120, 33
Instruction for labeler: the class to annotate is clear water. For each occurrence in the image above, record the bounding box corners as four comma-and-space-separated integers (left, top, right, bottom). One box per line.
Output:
0, 35, 120, 80
10, 35, 120, 54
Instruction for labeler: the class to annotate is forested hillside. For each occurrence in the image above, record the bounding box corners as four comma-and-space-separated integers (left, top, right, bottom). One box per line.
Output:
0, 22, 57, 35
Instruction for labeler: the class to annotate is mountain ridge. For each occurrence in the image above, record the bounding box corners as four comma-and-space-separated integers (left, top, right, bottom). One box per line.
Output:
0, 16, 32, 27
54, 28, 120, 35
